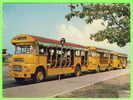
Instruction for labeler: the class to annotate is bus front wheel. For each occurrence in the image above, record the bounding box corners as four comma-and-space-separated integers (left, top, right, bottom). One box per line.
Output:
32, 68, 45, 82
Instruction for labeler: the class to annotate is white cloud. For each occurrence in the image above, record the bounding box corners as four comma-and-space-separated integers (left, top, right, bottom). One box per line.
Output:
57, 19, 130, 57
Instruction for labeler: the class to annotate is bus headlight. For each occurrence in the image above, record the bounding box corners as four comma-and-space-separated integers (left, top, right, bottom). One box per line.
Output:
12, 65, 22, 72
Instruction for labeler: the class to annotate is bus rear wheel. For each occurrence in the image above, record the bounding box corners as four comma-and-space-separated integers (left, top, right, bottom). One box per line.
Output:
33, 68, 45, 82
15, 78, 25, 83
74, 65, 81, 77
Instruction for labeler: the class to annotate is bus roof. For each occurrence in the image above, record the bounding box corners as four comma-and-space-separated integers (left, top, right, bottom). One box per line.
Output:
118, 53, 128, 57
109, 51, 128, 57
11, 34, 87, 50
96, 47, 111, 53
11, 34, 128, 56
86, 46, 112, 53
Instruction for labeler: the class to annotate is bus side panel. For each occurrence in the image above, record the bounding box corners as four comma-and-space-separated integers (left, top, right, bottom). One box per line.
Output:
112, 58, 119, 68
47, 67, 74, 76
81, 65, 88, 71
34, 55, 48, 70
74, 56, 81, 66
87, 57, 98, 71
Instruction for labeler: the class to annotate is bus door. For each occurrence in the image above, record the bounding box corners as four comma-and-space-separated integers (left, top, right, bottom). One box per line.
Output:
37, 45, 48, 66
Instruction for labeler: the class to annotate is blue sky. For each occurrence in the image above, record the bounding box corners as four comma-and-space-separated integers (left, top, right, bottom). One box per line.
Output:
3, 4, 84, 53
3, 4, 130, 58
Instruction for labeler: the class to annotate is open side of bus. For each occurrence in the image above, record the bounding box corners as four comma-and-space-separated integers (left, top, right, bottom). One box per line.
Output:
8, 34, 128, 83
87, 47, 128, 71
117, 53, 128, 69
95, 48, 111, 71
9, 34, 91, 82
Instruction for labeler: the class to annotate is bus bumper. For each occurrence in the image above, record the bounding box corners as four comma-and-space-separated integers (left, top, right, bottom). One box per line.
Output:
8, 71, 31, 78
8, 64, 36, 79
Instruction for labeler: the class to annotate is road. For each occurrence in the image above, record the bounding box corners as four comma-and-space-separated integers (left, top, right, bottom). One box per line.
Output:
3, 66, 66, 89
3, 66, 129, 98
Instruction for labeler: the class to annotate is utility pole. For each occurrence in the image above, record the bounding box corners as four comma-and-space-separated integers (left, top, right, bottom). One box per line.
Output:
59, 38, 66, 80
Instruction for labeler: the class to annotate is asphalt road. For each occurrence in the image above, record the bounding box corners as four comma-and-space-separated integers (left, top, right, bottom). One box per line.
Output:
3, 66, 129, 98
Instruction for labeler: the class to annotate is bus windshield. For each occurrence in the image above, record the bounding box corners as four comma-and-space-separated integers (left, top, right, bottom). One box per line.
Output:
15, 45, 33, 54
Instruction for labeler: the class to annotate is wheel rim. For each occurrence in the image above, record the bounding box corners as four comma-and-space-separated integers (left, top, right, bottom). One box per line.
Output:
37, 72, 44, 81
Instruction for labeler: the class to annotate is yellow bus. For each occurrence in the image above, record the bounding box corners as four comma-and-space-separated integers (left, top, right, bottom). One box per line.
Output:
8, 34, 89, 82
95, 48, 111, 71
110, 51, 121, 69
87, 47, 113, 72
86, 46, 100, 72
87, 47, 128, 71
8, 34, 128, 83
108, 51, 128, 69
118, 53, 128, 69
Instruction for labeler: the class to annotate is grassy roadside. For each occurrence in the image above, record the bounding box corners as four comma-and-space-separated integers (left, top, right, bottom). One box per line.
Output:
56, 74, 130, 98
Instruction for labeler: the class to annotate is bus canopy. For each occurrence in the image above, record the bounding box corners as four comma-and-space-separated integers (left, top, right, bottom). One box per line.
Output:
11, 34, 88, 51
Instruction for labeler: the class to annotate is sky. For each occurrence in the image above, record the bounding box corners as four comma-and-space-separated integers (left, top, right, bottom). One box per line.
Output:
3, 4, 130, 58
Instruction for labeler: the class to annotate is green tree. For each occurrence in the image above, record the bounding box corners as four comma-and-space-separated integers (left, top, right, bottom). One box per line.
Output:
65, 4, 130, 47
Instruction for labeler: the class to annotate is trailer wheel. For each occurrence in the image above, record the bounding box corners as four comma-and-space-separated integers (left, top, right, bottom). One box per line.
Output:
122, 66, 126, 69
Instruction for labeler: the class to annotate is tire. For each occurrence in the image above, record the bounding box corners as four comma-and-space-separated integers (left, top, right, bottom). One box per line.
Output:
74, 65, 81, 77
32, 68, 45, 83
96, 66, 100, 73
15, 78, 25, 83
122, 66, 126, 69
